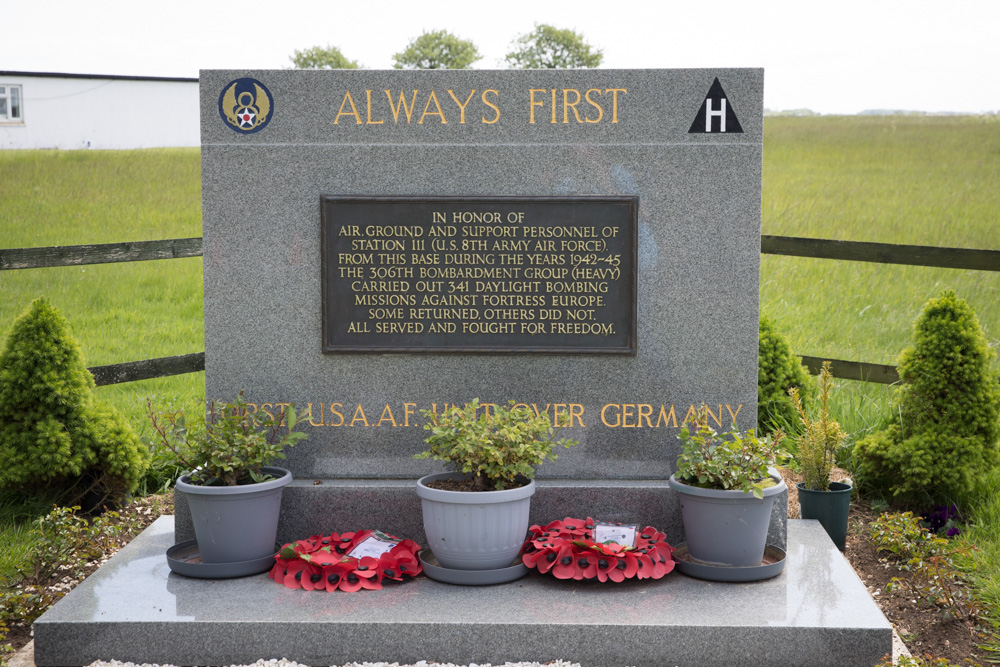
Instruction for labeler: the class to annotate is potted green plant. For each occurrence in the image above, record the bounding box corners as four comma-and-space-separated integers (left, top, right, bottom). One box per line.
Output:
669, 405, 789, 567
790, 361, 851, 550
414, 398, 577, 571
147, 392, 308, 571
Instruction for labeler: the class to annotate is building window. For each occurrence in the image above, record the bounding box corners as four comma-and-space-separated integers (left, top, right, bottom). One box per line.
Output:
0, 85, 23, 122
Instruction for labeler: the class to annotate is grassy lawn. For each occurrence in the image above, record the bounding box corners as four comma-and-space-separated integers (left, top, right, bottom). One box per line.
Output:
1, 118, 999, 639
0, 149, 204, 582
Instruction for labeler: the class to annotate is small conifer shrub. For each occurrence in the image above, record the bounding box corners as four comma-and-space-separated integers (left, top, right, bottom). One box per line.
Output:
758, 315, 814, 434
0, 298, 149, 509
853, 291, 1000, 505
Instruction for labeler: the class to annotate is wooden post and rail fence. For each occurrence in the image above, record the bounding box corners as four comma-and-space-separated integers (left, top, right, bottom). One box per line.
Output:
2, 236, 998, 387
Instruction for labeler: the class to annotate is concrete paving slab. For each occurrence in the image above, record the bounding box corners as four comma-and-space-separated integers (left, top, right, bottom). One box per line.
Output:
34, 517, 891, 667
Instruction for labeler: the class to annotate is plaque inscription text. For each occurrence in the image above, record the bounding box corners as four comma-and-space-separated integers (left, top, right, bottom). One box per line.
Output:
321, 197, 637, 353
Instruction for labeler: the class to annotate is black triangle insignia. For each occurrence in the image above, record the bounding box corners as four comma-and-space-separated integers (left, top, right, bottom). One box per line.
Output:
688, 77, 744, 134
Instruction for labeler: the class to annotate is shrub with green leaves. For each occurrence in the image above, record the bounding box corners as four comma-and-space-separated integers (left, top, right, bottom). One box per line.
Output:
0, 299, 148, 509
869, 511, 978, 621
853, 291, 1000, 505
416, 399, 577, 491
0, 504, 150, 628
758, 315, 814, 434
147, 392, 307, 487
791, 361, 848, 491
675, 405, 790, 499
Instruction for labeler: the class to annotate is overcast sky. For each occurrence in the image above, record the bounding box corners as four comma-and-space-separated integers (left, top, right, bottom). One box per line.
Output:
4, 0, 997, 114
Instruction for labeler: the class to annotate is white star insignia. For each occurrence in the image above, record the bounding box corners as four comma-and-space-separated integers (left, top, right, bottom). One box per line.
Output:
237, 107, 256, 127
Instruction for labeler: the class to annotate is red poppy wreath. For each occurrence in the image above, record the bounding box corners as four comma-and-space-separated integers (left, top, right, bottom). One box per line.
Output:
269, 530, 422, 592
520, 517, 676, 581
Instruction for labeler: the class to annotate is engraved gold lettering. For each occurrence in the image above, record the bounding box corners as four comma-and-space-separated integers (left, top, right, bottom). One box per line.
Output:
655, 404, 678, 428
726, 404, 743, 421
481, 89, 500, 124
584, 89, 603, 123
329, 403, 345, 427
605, 88, 626, 123
419, 90, 447, 124
377, 404, 398, 427
621, 403, 636, 428
562, 89, 583, 124
637, 403, 653, 428
307, 403, 325, 427
569, 403, 585, 427
365, 90, 384, 124
350, 404, 370, 427
446, 89, 476, 124
704, 405, 722, 427
528, 89, 546, 124
385, 90, 418, 123
601, 403, 620, 428
334, 91, 362, 125
404, 402, 417, 427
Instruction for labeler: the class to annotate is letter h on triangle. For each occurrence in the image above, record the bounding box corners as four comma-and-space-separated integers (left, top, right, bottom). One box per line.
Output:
688, 77, 743, 134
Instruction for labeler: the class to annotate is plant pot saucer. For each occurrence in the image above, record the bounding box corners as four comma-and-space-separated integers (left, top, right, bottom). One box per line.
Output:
672, 543, 786, 582
418, 549, 528, 586
166, 540, 279, 579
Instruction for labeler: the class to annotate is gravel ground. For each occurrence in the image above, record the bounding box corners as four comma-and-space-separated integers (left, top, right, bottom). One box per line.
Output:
85, 661, 584, 667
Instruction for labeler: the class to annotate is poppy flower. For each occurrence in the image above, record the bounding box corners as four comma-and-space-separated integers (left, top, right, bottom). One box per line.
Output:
594, 555, 619, 583
633, 552, 655, 580
282, 560, 316, 590
573, 554, 598, 580
550, 545, 579, 579
317, 561, 352, 591
337, 569, 366, 593
269, 558, 292, 584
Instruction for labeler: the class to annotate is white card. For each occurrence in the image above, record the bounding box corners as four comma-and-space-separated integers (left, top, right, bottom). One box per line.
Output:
348, 534, 398, 560
593, 523, 638, 547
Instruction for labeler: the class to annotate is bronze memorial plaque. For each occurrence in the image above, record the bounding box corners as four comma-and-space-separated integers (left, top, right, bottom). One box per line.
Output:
321, 196, 637, 353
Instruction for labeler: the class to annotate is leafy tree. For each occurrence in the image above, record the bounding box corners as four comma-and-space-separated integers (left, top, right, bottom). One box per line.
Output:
505, 24, 603, 69
289, 45, 360, 69
853, 291, 1000, 505
0, 299, 149, 510
393, 30, 481, 70
758, 315, 814, 434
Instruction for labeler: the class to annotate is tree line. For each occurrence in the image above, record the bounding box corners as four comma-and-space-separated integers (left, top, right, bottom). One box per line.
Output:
290, 24, 603, 70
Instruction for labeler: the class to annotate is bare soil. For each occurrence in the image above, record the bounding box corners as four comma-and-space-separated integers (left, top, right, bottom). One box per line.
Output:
779, 467, 987, 665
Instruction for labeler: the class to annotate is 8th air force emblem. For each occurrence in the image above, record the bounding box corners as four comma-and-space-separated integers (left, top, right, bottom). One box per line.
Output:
218, 78, 274, 134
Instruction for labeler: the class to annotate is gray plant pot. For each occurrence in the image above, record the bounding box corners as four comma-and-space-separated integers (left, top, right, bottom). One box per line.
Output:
176, 466, 291, 565
416, 472, 535, 571
669, 469, 786, 567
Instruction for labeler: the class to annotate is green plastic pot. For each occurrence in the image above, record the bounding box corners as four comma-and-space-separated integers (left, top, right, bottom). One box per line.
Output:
797, 481, 852, 551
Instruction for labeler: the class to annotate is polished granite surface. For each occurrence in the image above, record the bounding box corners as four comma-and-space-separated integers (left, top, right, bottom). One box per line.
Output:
35, 517, 891, 666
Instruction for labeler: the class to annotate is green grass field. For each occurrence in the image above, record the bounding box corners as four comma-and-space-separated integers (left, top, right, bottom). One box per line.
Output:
0, 149, 205, 435
1, 118, 999, 604
762, 115, 1000, 370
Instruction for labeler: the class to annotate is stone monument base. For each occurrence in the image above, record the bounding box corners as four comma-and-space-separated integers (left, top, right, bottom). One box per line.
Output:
34, 517, 891, 667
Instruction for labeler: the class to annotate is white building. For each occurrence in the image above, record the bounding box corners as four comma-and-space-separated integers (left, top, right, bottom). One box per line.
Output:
0, 71, 199, 150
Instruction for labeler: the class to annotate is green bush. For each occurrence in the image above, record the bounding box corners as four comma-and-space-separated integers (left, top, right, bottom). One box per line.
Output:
791, 361, 847, 491
853, 291, 1000, 505
758, 314, 814, 434
0, 299, 149, 509
416, 399, 577, 491
869, 511, 978, 621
